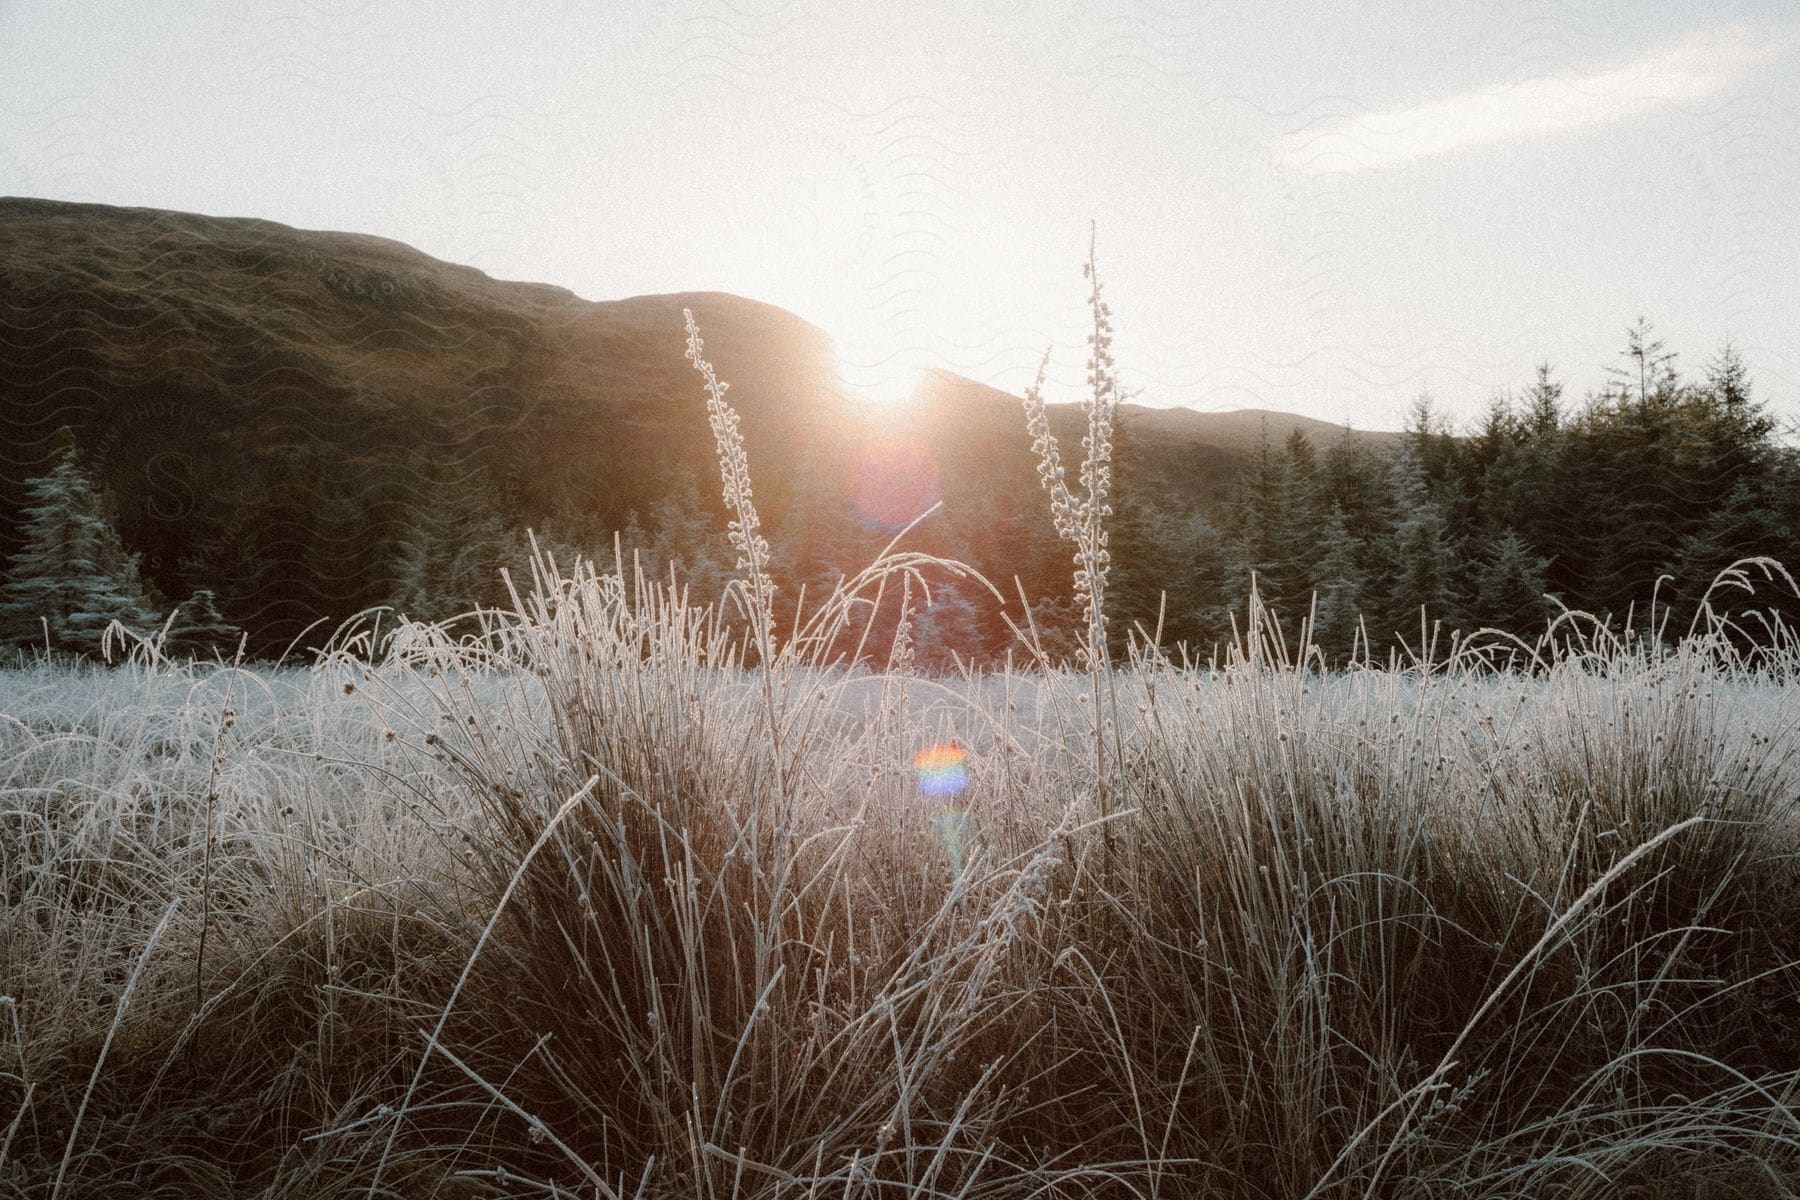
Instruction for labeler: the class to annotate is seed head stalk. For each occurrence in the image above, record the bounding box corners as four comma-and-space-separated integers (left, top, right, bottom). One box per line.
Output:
1022, 223, 1123, 865
684, 309, 787, 802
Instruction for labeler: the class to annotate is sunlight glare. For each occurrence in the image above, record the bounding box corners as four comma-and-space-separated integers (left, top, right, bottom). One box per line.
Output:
834, 347, 927, 411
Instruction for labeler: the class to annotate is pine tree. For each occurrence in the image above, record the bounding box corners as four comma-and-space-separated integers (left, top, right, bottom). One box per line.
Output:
1403, 391, 1460, 489
387, 467, 514, 622
1377, 448, 1463, 640
0, 438, 162, 655
389, 533, 433, 621
1273, 429, 1323, 608
912, 579, 983, 673
1142, 507, 1228, 654
1608, 316, 1679, 407
1022, 592, 1083, 668
1311, 504, 1367, 661
1699, 339, 1777, 480
1555, 329, 1791, 630
1472, 530, 1552, 634
1319, 427, 1385, 541
1107, 410, 1187, 654
642, 471, 732, 605
165, 588, 242, 659
1471, 370, 1563, 555
771, 460, 838, 604
1220, 431, 1287, 616
1522, 363, 1563, 440
1469, 393, 1519, 472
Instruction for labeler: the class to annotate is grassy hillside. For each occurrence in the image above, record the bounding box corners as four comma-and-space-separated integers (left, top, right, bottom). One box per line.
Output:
0, 198, 1397, 656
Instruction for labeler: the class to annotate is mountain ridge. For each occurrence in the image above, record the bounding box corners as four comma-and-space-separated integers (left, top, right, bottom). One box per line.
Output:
0, 196, 1397, 652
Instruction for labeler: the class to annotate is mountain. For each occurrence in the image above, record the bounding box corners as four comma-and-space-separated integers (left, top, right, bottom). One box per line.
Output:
0, 197, 1397, 655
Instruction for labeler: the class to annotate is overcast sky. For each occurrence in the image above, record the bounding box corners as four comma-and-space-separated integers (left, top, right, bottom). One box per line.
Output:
3, 1, 1796, 430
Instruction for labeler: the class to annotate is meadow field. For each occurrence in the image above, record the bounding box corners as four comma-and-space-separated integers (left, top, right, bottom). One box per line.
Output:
5, 311, 1800, 1199
2, 541, 1798, 1198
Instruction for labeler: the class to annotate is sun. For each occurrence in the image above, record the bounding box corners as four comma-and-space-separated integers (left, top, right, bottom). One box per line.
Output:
827, 326, 931, 412
767, 264, 935, 410
837, 356, 926, 411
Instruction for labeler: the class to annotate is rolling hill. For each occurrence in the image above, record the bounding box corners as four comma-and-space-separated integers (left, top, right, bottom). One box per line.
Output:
0, 197, 1397, 654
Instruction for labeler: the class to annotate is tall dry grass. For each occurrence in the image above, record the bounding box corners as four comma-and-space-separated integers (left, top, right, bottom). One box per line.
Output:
1, 298, 1797, 1197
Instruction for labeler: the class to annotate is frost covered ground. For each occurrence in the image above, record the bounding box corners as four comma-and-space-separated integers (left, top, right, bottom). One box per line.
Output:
2, 608, 1798, 1197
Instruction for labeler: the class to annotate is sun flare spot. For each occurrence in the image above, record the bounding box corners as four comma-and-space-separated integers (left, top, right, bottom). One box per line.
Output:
849, 436, 940, 532
914, 743, 968, 797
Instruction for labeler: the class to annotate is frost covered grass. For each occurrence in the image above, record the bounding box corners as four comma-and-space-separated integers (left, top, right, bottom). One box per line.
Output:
1, 562, 1798, 1198
3, 300, 1799, 1197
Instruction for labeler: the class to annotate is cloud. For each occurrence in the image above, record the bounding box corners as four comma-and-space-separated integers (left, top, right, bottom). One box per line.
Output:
1278, 24, 1794, 174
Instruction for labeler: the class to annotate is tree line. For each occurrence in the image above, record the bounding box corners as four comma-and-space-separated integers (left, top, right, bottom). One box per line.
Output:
1110, 326, 1800, 662
4, 323, 1795, 666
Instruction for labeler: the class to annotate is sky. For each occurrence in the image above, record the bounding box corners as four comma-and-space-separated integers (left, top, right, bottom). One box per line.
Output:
3, 1, 1797, 431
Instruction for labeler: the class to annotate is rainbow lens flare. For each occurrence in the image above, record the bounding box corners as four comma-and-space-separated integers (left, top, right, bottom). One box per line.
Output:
930, 806, 975, 884
914, 742, 967, 797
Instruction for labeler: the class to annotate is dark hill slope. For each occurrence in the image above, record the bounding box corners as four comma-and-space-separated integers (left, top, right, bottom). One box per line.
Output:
0, 198, 1394, 653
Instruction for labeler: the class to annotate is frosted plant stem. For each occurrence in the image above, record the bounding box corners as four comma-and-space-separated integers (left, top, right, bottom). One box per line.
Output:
53, 897, 181, 1200
367, 776, 600, 1199
1303, 814, 1707, 1200
193, 703, 231, 1020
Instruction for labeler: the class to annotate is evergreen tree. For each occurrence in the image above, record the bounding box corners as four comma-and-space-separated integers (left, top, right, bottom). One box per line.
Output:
1555, 330, 1793, 630
1219, 431, 1287, 616
0, 437, 162, 655
1377, 448, 1463, 640
1705, 339, 1755, 412
1021, 592, 1083, 667
640, 471, 730, 603
1699, 339, 1777, 479
165, 588, 243, 659
1522, 363, 1563, 440
769, 463, 852, 620
388, 467, 513, 622
1310, 504, 1368, 662
389, 515, 437, 619
1468, 393, 1520, 476
1471, 530, 1552, 634
1106, 410, 1191, 654
1319, 427, 1385, 541
1403, 392, 1461, 490
1562, 331, 1686, 621
1472, 369, 1565, 556
1272, 429, 1323, 607
912, 579, 983, 673
1608, 316, 1679, 407
1148, 508, 1229, 655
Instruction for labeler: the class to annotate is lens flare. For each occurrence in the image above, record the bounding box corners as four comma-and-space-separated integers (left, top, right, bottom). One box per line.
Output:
929, 806, 975, 883
850, 438, 939, 532
914, 742, 967, 797
917, 744, 971, 881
